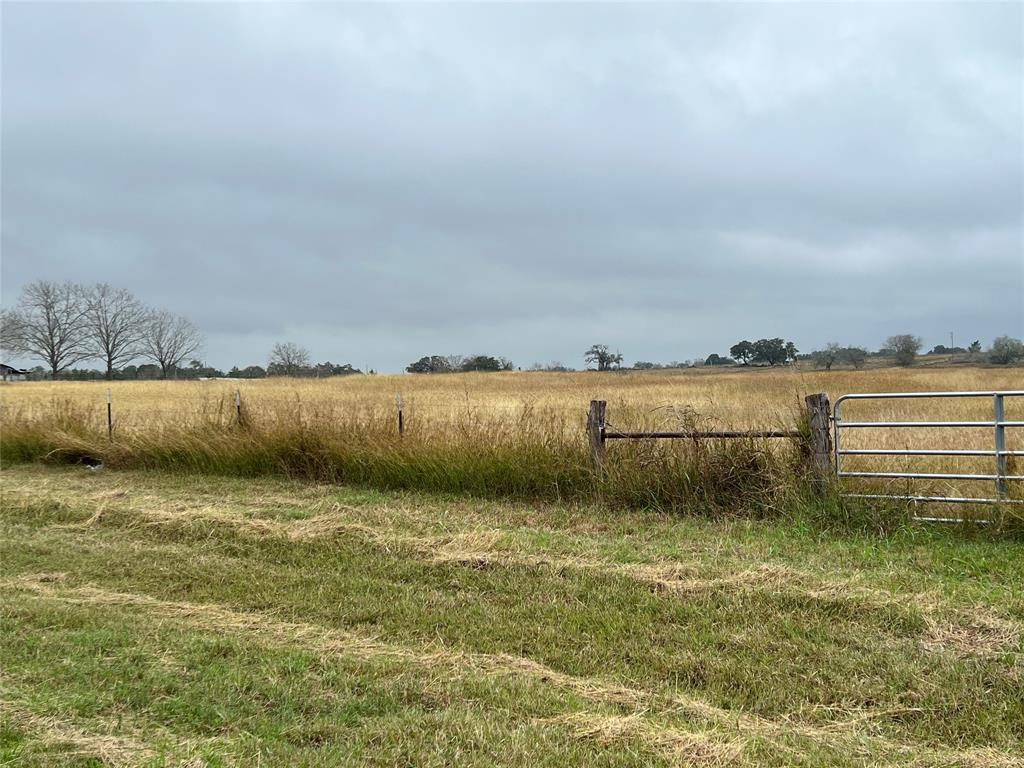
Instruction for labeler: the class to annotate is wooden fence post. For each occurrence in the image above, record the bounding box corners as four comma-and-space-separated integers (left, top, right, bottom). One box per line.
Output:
804, 393, 832, 488
396, 394, 404, 436
587, 400, 607, 471
106, 388, 113, 441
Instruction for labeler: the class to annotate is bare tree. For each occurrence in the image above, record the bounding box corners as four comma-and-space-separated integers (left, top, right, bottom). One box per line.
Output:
443, 354, 467, 372
140, 310, 203, 379
268, 342, 311, 376
3, 280, 91, 378
84, 283, 148, 379
0, 307, 24, 361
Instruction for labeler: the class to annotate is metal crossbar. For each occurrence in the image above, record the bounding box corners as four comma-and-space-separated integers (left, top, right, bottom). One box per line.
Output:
604, 429, 799, 440
833, 390, 1024, 506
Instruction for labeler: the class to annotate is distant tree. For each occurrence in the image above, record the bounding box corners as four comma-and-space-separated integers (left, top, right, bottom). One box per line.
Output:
841, 346, 868, 370
268, 342, 311, 376
633, 361, 657, 370
752, 338, 788, 366
83, 283, 148, 380
406, 355, 453, 374
928, 345, 966, 356
784, 341, 799, 364
704, 354, 734, 366
988, 336, 1024, 365
460, 355, 505, 372
729, 340, 754, 365
239, 365, 267, 379
58, 367, 104, 381
178, 361, 223, 379
443, 354, 467, 372
140, 310, 203, 379
813, 343, 842, 371
968, 340, 982, 357
584, 344, 623, 371
3, 280, 91, 378
529, 361, 573, 372
0, 307, 20, 361
884, 334, 923, 367
136, 363, 162, 380
313, 361, 361, 377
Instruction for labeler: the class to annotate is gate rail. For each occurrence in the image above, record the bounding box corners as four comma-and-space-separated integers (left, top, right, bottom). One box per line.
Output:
833, 390, 1024, 505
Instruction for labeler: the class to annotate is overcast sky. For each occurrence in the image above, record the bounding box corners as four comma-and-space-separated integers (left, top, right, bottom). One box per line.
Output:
2, 2, 1022, 372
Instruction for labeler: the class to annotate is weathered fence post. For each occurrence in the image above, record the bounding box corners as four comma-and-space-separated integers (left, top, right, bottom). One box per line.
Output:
587, 400, 607, 471
804, 393, 832, 488
106, 388, 113, 441
397, 394, 404, 436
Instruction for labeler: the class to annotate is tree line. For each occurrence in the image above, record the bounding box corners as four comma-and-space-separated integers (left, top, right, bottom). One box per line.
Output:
810, 335, 1023, 369
263, 342, 363, 378
1, 280, 202, 379
579, 336, 1022, 371
0, 283, 366, 380
4, 281, 1020, 378
406, 355, 514, 373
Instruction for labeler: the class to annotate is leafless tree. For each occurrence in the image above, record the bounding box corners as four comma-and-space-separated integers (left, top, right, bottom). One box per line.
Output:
3, 280, 91, 378
0, 307, 24, 361
443, 354, 467, 372
140, 310, 203, 379
84, 283, 148, 379
268, 342, 311, 376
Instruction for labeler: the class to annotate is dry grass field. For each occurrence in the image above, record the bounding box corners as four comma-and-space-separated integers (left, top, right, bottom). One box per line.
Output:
1, 365, 1021, 509
3, 365, 1021, 431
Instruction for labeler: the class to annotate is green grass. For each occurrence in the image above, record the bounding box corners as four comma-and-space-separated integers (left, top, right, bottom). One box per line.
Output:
2, 465, 1022, 766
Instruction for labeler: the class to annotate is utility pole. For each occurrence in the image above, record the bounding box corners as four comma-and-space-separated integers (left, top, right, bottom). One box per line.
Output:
950, 331, 955, 363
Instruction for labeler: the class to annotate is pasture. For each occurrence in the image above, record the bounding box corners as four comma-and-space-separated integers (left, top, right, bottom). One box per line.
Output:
1, 366, 1022, 766
2, 465, 1022, 767
1, 366, 1021, 511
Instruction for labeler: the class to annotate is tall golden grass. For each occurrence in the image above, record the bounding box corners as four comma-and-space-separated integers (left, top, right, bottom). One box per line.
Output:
1, 366, 1020, 515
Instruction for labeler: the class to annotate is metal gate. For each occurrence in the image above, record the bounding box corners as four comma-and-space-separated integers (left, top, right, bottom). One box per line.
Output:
833, 390, 1024, 506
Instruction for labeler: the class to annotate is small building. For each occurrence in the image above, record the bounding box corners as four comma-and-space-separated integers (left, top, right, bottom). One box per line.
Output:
0, 363, 29, 382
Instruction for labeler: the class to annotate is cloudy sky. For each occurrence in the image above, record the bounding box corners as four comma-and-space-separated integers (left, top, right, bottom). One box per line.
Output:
2, 2, 1021, 371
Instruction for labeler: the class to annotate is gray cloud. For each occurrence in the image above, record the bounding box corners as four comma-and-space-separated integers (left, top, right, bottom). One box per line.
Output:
2, 2, 1021, 371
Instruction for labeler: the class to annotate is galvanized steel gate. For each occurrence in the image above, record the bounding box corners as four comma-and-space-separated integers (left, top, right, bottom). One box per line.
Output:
833, 390, 1024, 506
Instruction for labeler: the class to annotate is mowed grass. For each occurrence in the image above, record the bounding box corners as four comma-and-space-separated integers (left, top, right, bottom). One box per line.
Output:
2, 465, 1022, 767
1, 367, 1021, 511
